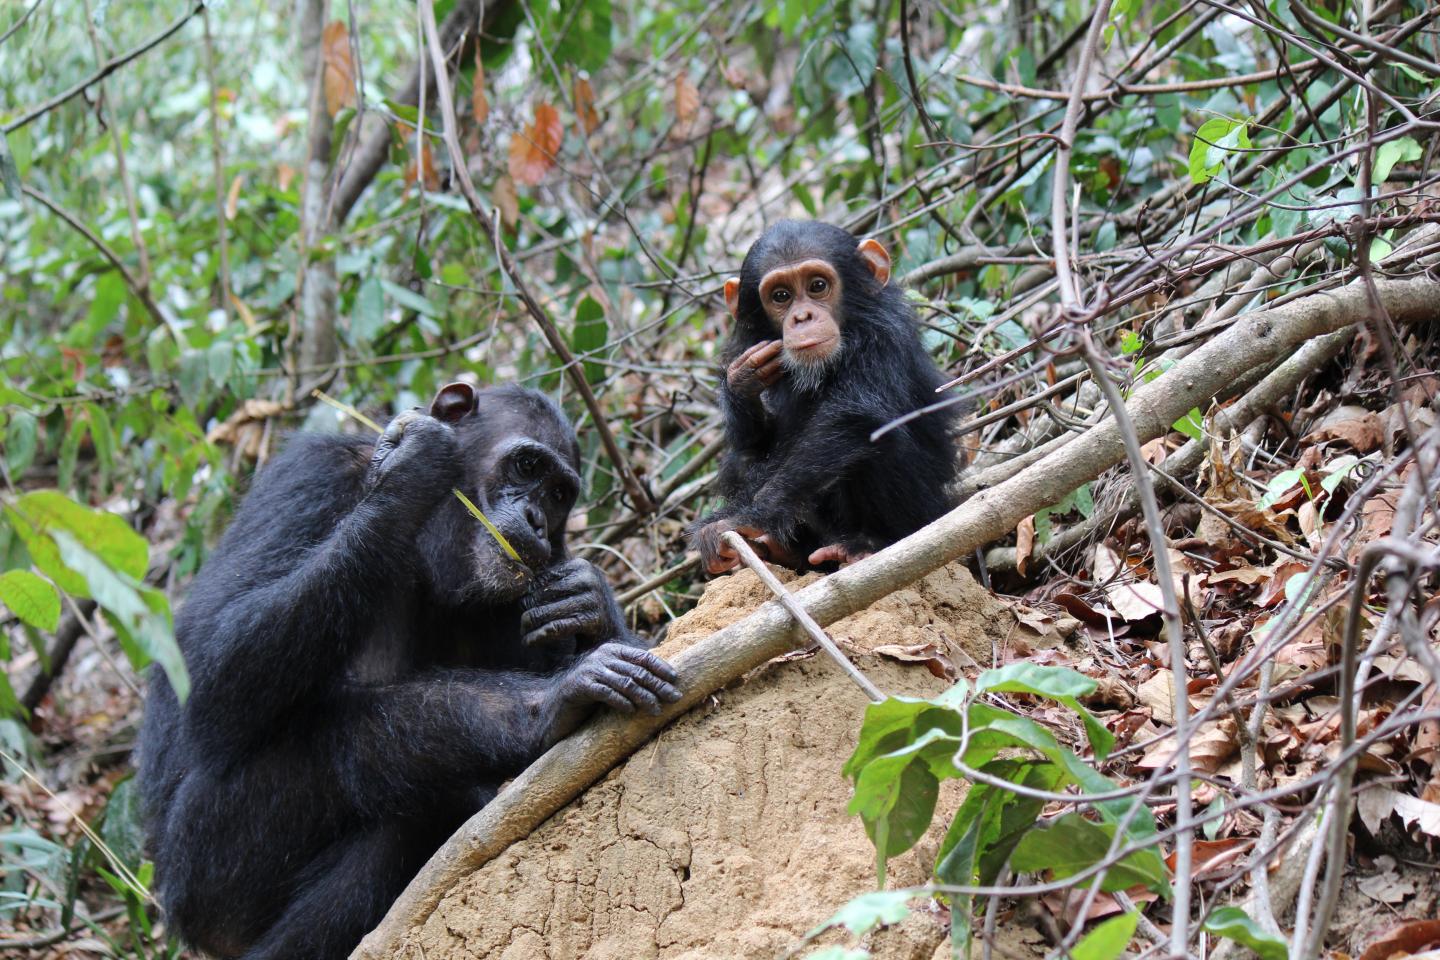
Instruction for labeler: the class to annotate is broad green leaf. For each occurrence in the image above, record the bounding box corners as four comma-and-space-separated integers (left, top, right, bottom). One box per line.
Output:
0, 570, 60, 631
0, 129, 20, 198
572, 296, 608, 385
1203, 907, 1288, 960
1258, 468, 1304, 510
1173, 408, 1203, 442
809, 889, 913, 938
351, 277, 386, 344
1373, 136, 1421, 184
1010, 813, 1169, 892
4, 506, 88, 597
15, 492, 147, 580
6, 409, 38, 475
1188, 117, 1251, 184
1073, 911, 1139, 960
380, 279, 440, 317
975, 664, 1113, 760
843, 688, 966, 781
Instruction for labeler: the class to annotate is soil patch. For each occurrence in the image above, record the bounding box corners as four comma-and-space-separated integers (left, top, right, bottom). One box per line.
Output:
398, 562, 1055, 959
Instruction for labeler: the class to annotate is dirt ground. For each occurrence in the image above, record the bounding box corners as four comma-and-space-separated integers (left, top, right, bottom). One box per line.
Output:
393, 561, 1063, 960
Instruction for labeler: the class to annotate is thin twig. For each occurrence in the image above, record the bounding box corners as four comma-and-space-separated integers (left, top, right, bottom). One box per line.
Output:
720, 532, 886, 703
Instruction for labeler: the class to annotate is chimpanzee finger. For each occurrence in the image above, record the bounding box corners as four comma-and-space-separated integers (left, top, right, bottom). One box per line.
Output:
593, 665, 665, 714
520, 594, 594, 637
609, 659, 683, 706
575, 670, 635, 713
749, 339, 783, 363
602, 643, 681, 687
524, 615, 595, 648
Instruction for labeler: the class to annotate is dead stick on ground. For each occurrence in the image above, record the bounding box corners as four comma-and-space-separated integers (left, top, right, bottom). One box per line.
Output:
721, 532, 886, 703
351, 273, 1440, 960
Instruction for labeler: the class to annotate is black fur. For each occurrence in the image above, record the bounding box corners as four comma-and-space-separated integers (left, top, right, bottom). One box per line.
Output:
139, 384, 680, 960
697, 220, 959, 563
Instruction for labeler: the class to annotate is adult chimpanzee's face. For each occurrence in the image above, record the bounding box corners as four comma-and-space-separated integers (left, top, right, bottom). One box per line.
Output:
419, 387, 582, 605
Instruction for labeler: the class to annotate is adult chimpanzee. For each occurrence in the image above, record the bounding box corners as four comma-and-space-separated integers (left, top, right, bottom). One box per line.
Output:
139, 383, 681, 960
691, 220, 959, 574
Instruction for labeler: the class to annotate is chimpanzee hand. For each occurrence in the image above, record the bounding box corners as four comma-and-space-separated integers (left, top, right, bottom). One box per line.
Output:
692, 517, 799, 575
726, 340, 784, 399
366, 410, 463, 499
558, 642, 682, 716
520, 558, 624, 648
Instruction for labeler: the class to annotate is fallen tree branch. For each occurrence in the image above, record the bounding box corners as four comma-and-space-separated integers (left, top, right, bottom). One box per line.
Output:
351, 273, 1440, 959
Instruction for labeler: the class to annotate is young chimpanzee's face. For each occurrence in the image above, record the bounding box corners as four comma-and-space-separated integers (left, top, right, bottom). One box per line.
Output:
724, 221, 894, 392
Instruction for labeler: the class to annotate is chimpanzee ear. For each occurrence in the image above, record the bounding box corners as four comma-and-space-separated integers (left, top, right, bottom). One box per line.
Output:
429, 382, 478, 423
723, 278, 742, 319
856, 238, 892, 286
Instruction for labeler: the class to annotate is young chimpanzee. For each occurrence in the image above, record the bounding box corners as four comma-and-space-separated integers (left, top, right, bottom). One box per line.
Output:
139, 383, 681, 960
691, 220, 959, 574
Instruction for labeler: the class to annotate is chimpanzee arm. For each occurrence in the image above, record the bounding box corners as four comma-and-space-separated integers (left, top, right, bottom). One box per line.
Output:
179, 421, 461, 745
325, 645, 680, 816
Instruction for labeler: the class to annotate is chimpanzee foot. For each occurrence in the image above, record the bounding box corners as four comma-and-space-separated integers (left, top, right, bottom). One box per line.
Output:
807, 544, 871, 568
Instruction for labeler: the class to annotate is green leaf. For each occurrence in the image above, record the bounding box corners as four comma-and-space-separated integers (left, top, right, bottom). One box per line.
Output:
1372, 136, 1421, 184
1173, 407, 1203, 442
1188, 117, 1251, 184
15, 491, 148, 580
100, 776, 144, 873
351, 277, 386, 344
1258, 468, 1304, 510
0, 570, 60, 631
381, 280, 441, 317
843, 688, 965, 781
571, 296, 608, 385
1203, 907, 1288, 960
809, 889, 913, 938
975, 664, 1114, 760
178, 348, 209, 408
0, 129, 20, 198
1010, 813, 1169, 892
6, 409, 38, 475
1072, 911, 1139, 960
550, 0, 613, 72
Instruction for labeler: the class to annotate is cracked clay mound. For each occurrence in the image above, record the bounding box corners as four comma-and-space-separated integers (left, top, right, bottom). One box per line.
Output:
402, 562, 1049, 960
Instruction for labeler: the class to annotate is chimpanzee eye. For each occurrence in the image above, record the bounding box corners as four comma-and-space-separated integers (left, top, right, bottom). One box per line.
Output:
771, 288, 791, 304
518, 454, 539, 477
808, 277, 828, 295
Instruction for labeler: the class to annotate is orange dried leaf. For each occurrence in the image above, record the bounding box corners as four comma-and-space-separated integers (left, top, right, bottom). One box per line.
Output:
225, 174, 244, 221
508, 102, 564, 187
472, 49, 489, 125
574, 75, 600, 134
322, 20, 356, 117
493, 174, 519, 230
1015, 515, 1036, 577
674, 74, 700, 130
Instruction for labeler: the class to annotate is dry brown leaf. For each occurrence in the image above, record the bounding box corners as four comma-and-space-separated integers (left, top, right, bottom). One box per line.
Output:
322, 20, 356, 117
472, 49, 489, 125
1189, 717, 1240, 773
493, 175, 520, 230
1206, 566, 1271, 586
1164, 836, 1251, 881
400, 126, 440, 192
574, 74, 600, 134
1137, 670, 1176, 725
508, 102, 564, 186
1304, 404, 1384, 452
1094, 545, 1165, 622
1357, 919, 1440, 960
277, 163, 296, 192
1015, 515, 1036, 577
225, 174, 244, 221
1357, 858, 1416, 904
872, 643, 957, 680
674, 74, 700, 133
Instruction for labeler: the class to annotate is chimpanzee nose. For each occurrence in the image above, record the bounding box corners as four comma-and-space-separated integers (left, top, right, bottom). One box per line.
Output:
525, 503, 547, 539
